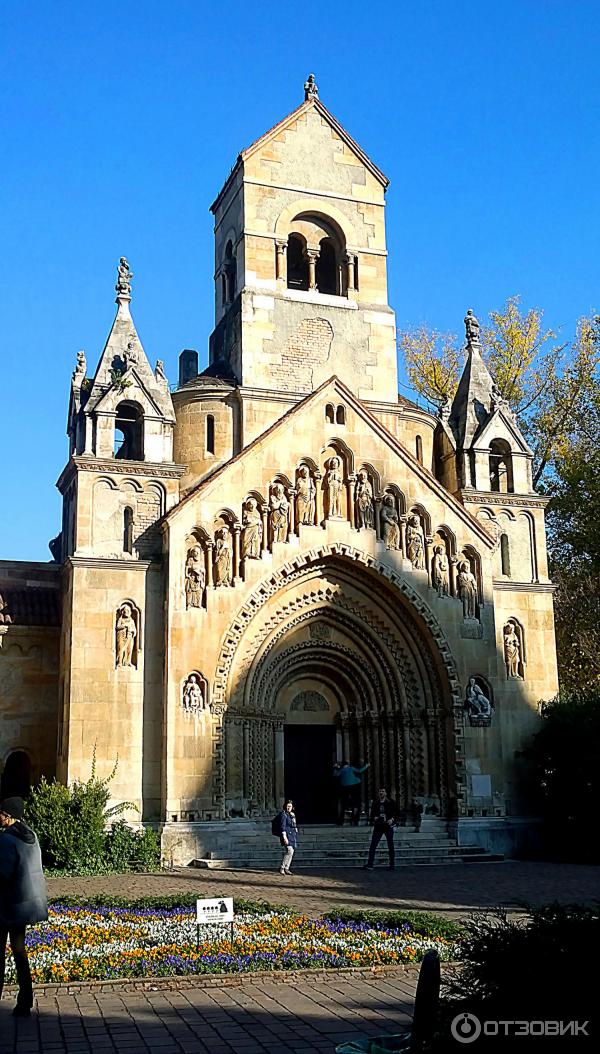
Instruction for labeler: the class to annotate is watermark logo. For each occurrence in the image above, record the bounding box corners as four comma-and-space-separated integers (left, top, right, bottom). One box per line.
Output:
451, 1013, 481, 1044
450, 1012, 590, 1043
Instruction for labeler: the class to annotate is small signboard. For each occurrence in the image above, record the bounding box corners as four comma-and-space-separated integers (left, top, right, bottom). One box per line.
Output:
196, 897, 234, 924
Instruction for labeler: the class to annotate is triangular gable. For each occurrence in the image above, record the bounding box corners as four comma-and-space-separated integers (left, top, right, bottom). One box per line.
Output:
90, 366, 173, 420
211, 98, 388, 213
165, 376, 495, 550
473, 406, 534, 456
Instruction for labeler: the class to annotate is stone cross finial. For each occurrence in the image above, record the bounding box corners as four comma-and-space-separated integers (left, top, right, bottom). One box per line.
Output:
464, 308, 480, 345
304, 73, 319, 101
115, 257, 133, 298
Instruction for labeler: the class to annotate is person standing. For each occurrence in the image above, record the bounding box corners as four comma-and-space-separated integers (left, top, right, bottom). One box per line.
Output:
334, 760, 369, 825
364, 787, 398, 871
0, 797, 48, 1017
278, 800, 298, 876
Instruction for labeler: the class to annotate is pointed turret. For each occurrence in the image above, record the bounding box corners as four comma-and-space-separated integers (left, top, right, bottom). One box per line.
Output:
68, 259, 175, 462
449, 310, 495, 452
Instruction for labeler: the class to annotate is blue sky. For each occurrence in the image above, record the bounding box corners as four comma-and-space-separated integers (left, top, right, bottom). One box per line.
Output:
1, 1, 599, 560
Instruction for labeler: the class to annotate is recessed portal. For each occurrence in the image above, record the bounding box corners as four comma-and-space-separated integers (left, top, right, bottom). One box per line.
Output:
284, 725, 336, 824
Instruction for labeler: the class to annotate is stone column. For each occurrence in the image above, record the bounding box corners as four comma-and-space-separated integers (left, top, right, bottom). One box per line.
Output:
306, 249, 319, 291
205, 541, 214, 588
425, 535, 434, 583
232, 525, 241, 584
449, 556, 458, 597
261, 504, 269, 554
314, 470, 323, 525
275, 240, 287, 282
243, 721, 250, 802
374, 497, 382, 541
345, 253, 356, 292
274, 719, 284, 810
346, 474, 356, 527
288, 489, 296, 535
399, 515, 408, 559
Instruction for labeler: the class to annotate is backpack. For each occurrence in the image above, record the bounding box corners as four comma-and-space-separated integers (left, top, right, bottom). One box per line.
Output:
271, 812, 283, 837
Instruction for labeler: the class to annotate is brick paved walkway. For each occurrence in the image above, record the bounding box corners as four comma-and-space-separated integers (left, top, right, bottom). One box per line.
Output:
47, 860, 600, 918
0, 969, 417, 1054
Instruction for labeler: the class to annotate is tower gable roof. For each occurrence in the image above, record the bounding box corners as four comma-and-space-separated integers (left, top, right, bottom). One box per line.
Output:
211, 96, 388, 214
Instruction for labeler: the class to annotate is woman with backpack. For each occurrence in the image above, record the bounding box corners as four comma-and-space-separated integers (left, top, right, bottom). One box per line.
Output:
277, 800, 298, 875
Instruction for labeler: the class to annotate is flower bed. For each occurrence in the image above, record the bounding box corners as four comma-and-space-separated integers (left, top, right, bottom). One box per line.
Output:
4, 904, 460, 984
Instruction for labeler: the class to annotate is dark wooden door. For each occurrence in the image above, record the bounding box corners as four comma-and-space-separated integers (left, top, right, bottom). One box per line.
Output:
283, 725, 337, 824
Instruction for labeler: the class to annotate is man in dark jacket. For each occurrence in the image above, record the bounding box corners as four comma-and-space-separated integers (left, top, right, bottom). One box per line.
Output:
364, 787, 398, 871
0, 797, 48, 1017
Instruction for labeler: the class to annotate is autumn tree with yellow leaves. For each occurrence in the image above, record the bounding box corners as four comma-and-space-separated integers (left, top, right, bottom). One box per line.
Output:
399, 296, 600, 488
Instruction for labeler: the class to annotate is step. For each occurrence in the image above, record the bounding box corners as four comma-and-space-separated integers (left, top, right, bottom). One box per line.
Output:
191, 844, 500, 870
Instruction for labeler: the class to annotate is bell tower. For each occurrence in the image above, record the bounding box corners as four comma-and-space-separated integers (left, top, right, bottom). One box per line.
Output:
207, 74, 398, 404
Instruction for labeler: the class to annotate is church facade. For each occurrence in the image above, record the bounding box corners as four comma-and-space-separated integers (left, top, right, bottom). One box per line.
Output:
0, 78, 558, 860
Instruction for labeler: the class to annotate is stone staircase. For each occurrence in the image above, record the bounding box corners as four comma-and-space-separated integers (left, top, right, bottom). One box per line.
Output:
190, 820, 502, 870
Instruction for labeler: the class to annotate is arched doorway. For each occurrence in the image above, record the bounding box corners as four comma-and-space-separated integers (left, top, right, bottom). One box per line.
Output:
280, 679, 340, 823
219, 547, 460, 823
1, 750, 32, 800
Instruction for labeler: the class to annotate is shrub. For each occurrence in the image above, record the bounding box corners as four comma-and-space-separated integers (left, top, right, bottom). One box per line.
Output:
24, 755, 158, 874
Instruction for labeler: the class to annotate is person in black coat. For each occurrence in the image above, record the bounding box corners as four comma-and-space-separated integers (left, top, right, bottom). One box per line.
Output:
0, 797, 48, 1017
364, 787, 398, 870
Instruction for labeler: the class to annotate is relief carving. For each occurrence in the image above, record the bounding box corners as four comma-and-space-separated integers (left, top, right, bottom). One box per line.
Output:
325, 456, 344, 518
214, 528, 232, 586
182, 674, 205, 713
354, 471, 375, 530
432, 545, 450, 597
406, 513, 425, 569
380, 494, 400, 550
290, 691, 329, 712
269, 484, 289, 543
457, 561, 478, 620
241, 499, 262, 560
185, 545, 205, 609
464, 677, 493, 725
115, 602, 138, 668
295, 465, 316, 525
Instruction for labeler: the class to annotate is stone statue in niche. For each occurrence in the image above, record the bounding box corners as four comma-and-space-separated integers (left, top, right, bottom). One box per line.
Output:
464, 308, 480, 344
269, 484, 289, 543
115, 603, 137, 668
155, 359, 167, 384
503, 623, 522, 678
241, 499, 262, 559
432, 545, 450, 596
406, 513, 425, 569
182, 674, 204, 713
457, 561, 478, 619
354, 471, 375, 529
214, 528, 232, 586
325, 456, 344, 518
116, 257, 133, 296
296, 466, 316, 525
465, 677, 493, 720
0, 592, 12, 625
185, 545, 205, 609
380, 495, 400, 550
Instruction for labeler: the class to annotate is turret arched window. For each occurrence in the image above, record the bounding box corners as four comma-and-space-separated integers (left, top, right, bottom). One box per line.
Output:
123, 507, 134, 554
206, 414, 215, 454
489, 439, 514, 493
114, 401, 144, 461
500, 533, 511, 576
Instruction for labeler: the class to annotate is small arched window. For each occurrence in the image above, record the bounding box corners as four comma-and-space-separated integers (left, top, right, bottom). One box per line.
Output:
500, 533, 511, 576
489, 439, 514, 493
325, 403, 335, 424
415, 435, 423, 464
206, 414, 215, 454
336, 405, 346, 425
223, 240, 236, 304
221, 274, 227, 306
316, 237, 338, 295
123, 507, 134, 554
287, 234, 309, 290
114, 401, 144, 461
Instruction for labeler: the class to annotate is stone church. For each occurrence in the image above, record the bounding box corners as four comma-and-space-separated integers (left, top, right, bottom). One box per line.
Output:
0, 76, 558, 861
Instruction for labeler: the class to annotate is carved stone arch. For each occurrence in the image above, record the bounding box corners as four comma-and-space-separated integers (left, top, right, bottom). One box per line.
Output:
269, 471, 294, 490
357, 462, 381, 494
321, 437, 355, 475
274, 198, 356, 246
409, 502, 432, 537
215, 507, 239, 528
213, 543, 462, 708
296, 455, 319, 473
118, 476, 145, 494
94, 475, 120, 492
382, 483, 406, 515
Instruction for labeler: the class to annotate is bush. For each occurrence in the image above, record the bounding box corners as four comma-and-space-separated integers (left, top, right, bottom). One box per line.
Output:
428, 903, 599, 1050
24, 755, 160, 874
